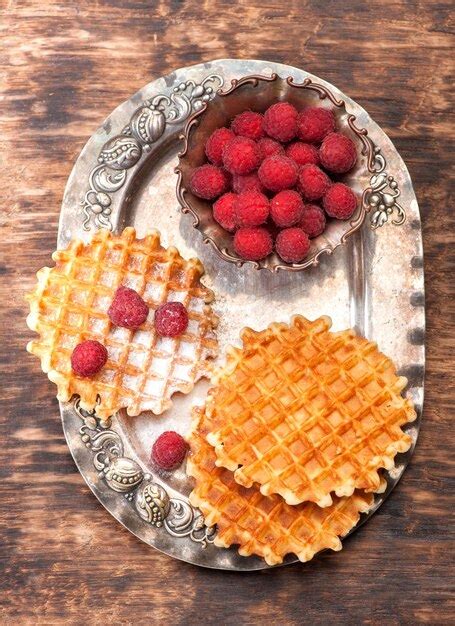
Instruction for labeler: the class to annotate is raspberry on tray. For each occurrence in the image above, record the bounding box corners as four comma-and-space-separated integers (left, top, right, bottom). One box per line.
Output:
205, 127, 236, 165
154, 302, 189, 337
276, 228, 310, 264
71, 340, 108, 377
286, 141, 320, 167
323, 182, 357, 219
257, 137, 284, 160
234, 191, 270, 228
231, 111, 264, 141
297, 107, 336, 144
222, 136, 261, 175
298, 164, 331, 201
258, 155, 299, 192
319, 132, 357, 174
270, 190, 304, 228
108, 286, 149, 329
190, 164, 229, 200
151, 431, 189, 471
299, 204, 326, 238
263, 102, 298, 142
234, 227, 273, 261
213, 192, 238, 232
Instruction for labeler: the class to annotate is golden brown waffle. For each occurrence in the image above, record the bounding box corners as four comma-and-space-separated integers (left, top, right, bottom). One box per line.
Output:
26, 227, 218, 419
206, 315, 415, 507
188, 405, 374, 565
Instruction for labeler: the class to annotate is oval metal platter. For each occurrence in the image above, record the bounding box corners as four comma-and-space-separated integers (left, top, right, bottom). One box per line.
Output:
59, 59, 425, 571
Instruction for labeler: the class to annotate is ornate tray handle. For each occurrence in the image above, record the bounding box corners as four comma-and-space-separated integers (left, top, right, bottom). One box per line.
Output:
75, 398, 216, 548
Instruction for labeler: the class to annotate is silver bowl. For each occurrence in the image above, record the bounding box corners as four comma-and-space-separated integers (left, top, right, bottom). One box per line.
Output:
176, 73, 371, 272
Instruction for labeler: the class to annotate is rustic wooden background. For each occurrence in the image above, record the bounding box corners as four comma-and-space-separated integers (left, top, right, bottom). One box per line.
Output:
1, 1, 454, 624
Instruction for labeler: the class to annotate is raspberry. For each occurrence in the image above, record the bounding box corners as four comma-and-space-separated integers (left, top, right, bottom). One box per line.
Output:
222, 136, 261, 175
232, 172, 264, 194
319, 132, 357, 174
270, 190, 304, 228
151, 431, 188, 471
257, 137, 284, 160
71, 340, 107, 377
231, 111, 264, 140
234, 191, 269, 227
108, 286, 149, 329
299, 204, 326, 238
323, 183, 357, 219
258, 155, 299, 193
275, 228, 310, 264
213, 192, 237, 232
285, 142, 319, 167
298, 164, 331, 201
154, 302, 189, 337
189, 164, 228, 200
205, 127, 235, 165
263, 102, 298, 142
234, 227, 273, 261
297, 107, 335, 144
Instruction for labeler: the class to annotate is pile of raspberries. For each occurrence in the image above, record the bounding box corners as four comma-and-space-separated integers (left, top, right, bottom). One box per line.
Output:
189, 102, 358, 264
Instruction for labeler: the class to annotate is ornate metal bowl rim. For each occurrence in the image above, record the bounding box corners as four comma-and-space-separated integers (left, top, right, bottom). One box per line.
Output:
175, 73, 406, 273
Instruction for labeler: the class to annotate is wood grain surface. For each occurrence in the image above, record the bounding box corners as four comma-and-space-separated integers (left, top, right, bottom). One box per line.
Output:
1, 1, 454, 624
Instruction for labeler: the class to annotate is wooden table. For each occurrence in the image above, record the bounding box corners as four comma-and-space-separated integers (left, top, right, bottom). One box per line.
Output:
1, 1, 453, 623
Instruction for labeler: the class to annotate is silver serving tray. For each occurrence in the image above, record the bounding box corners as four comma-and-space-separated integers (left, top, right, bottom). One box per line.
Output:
59, 59, 425, 571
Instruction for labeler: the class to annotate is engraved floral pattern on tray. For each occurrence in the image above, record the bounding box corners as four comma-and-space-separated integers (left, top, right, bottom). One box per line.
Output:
82, 75, 224, 231
76, 399, 216, 547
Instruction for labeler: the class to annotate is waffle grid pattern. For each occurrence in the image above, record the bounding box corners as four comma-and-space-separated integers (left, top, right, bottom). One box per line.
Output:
188, 406, 373, 566
27, 228, 218, 418
206, 316, 416, 507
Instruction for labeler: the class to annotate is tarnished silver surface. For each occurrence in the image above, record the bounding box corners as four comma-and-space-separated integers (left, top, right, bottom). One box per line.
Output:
59, 59, 425, 571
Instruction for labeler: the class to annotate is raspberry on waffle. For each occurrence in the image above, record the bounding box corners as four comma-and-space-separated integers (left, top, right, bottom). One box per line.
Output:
206, 315, 416, 507
188, 405, 374, 566
26, 227, 218, 419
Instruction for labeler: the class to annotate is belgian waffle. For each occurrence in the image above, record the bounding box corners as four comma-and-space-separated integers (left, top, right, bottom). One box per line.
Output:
26, 227, 218, 419
188, 405, 374, 566
206, 315, 415, 507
